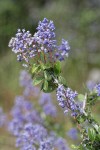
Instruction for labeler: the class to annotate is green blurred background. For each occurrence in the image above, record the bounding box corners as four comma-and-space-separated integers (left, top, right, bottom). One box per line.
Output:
0, 0, 100, 149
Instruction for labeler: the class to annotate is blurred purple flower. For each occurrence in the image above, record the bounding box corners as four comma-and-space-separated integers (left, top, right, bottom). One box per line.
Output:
8, 118, 24, 136
16, 123, 48, 150
8, 96, 43, 136
56, 84, 80, 117
86, 80, 96, 91
19, 70, 40, 97
19, 70, 32, 87
67, 128, 78, 140
39, 93, 51, 105
55, 137, 70, 150
96, 83, 100, 96
43, 102, 57, 117
23, 83, 39, 97
39, 93, 57, 117
0, 107, 7, 127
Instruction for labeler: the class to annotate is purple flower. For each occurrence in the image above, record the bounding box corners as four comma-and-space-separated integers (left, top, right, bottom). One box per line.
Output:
23, 83, 39, 97
16, 123, 48, 150
9, 18, 70, 66
35, 18, 56, 51
67, 128, 78, 140
43, 102, 57, 117
25, 110, 43, 124
16, 122, 70, 150
55, 137, 70, 150
39, 93, 57, 117
39, 93, 51, 105
0, 107, 7, 127
96, 84, 100, 96
8, 96, 29, 136
19, 70, 32, 87
8, 96, 43, 136
8, 118, 24, 136
56, 84, 81, 116
19, 70, 40, 97
86, 80, 96, 91
56, 39, 70, 61
39, 138, 54, 150
8, 29, 35, 63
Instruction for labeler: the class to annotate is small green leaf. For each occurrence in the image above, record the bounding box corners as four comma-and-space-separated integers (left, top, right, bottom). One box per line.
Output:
93, 124, 99, 132
43, 80, 48, 91
33, 77, 43, 86
32, 64, 39, 74
88, 128, 96, 141
42, 80, 56, 93
40, 62, 51, 70
58, 76, 67, 87
78, 94, 85, 101
71, 145, 79, 149
44, 71, 52, 81
54, 61, 61, 75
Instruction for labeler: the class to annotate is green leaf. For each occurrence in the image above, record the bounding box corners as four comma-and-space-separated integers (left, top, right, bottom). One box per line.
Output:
58, 76, 67, 87
88, 128, 96, 141
32, 64, 39, 74
54, 61, 61, 75
33, 77, 43, 86
71, 145, 79, 149
42, 80, 56, 93
44, 71, 52, 81
93, 124, 99, 132
78, 94, 85, 101
40, 62, 51, 70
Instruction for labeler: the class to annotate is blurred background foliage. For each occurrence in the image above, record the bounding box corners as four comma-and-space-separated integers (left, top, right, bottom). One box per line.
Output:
0, 0, 100, 149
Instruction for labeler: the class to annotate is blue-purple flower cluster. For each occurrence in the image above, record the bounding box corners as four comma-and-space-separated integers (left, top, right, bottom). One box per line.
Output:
8, 96, 42, 136
16, 122, 70, 150
9, 18, 70, 66
16, 123, 48, 150
34, 18, 56, 52
8, 29, 34, 63
56, 84, 81, 117
56, 39, 70, 61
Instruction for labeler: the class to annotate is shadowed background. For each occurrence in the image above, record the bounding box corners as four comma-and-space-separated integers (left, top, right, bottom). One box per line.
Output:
0, 0, 100, 149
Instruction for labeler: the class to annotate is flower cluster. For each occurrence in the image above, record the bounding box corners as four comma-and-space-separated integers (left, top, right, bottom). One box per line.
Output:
56, 39, 70, 61
16, 123, 48, 150
16, 123, 70, 150
34, 18, 56, 52
8, 29, 34, 63
56, 84, 81, 116
9, 18, 70, 66
8, 96, 42, 136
